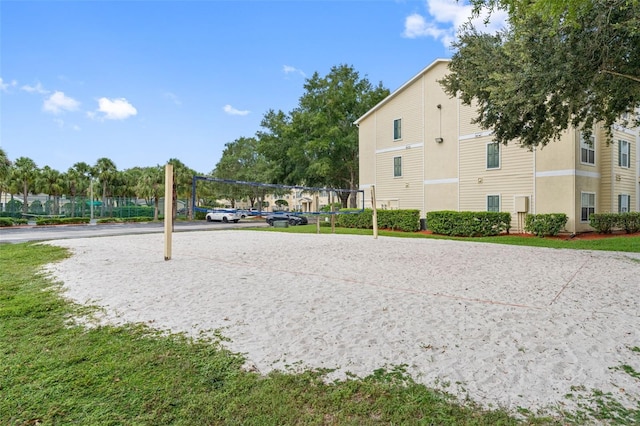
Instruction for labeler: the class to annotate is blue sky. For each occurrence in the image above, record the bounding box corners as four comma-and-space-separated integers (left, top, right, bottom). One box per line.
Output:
1, 0, 505, 175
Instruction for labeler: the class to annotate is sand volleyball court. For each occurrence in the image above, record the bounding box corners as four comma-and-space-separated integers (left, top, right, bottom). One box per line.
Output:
45, 230, 640, 415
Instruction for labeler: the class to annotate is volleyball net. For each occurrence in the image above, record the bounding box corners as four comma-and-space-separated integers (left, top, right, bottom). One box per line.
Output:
191, 175, 364, 215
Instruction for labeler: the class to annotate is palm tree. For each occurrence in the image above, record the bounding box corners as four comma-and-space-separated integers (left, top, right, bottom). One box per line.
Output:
67, 162, 92, 217
0, 148, 12, 210
93, 157, 117, 217
168, 158, 196, 218
37, 166, 64, 215
10, 157, 38, 214
135, 166, 164, 220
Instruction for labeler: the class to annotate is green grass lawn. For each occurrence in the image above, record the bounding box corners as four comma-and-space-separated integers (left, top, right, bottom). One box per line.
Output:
260, 223, 640, 253
2, 231, 638, 424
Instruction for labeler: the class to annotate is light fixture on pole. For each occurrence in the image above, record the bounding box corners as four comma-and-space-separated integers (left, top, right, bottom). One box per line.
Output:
435, 104, 443, 143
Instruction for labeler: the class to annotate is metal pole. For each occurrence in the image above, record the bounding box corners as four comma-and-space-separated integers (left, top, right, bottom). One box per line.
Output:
90, 177, 94, 222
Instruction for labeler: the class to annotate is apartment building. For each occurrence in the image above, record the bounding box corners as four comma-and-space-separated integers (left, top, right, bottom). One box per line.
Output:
355, 59, 639, 234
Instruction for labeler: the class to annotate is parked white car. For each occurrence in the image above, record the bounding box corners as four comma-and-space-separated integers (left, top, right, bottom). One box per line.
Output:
205, 210, 242, 223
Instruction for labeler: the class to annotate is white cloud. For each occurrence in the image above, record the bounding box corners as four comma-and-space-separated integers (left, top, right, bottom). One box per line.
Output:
22, 81, 49, 94
403, 0, 508, 48
94, 97, 138, 120
43, 91, 80, 114
0, 77, 17, 92
52, 118, 81, 131
223, 104, 250, 116
283, 65, 306, 78
164, 92, 182, 106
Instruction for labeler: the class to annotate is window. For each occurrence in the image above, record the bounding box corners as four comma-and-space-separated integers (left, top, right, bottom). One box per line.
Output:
487, 195, 500, 212
580, 133, 595, 165
619, 140, 630, 168
487, 142, 500, 169
393, 156, 402, 177
393, 118, 402, 140
581, 192, 595, 222
619, 194, 631, 213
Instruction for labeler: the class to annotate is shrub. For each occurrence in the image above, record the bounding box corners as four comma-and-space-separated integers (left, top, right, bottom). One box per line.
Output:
0, 217, 14, 227
35, 217, 90, 226
336, 209, 373, 229
589, 213, 618, 234
29, 200, 44, 214
590, 212, 640, 234
377, 209, 421, 232
617, 212, 640, 234
5, 199, 23, 214
0, 211, 23, 219
426, 211, 511, 237
97, 218, 124, 224
336, 209, 420, 232
524, 213, 568, 237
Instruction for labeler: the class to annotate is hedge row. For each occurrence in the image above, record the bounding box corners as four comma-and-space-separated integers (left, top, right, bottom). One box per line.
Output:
425, 211, 511, 237
589, 212, 640, 234
0, 218, 10, 227
336, 209, 421, 232
0, 217, 24, 227
524, 213, 568, 237
35, 217, 91, 226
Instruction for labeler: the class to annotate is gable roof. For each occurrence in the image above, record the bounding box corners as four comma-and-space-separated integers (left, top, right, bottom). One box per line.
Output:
354, 58, 451, 125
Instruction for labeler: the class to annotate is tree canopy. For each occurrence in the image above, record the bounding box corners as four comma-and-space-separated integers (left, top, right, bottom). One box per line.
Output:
441, 0, 640, 149
258, 64, 389, 206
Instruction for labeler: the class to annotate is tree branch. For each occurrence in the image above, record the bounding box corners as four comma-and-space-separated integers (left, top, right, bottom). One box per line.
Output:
601, 69, 640, 83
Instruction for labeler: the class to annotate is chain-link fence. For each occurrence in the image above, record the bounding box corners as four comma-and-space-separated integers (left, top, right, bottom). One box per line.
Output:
0, 196, 189, 220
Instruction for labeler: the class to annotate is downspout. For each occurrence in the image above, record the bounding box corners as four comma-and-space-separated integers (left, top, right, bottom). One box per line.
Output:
456, 93, 460, 211
637, 131, 640, 211
532, 146, 536, 215
612, 128, 615, 212
422, 74, 425, 217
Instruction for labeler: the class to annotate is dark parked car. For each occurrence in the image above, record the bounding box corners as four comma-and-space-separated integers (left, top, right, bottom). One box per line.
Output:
265, 213, 308, 226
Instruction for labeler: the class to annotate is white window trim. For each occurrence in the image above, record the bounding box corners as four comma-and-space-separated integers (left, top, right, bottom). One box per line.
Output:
487, 194, 501, 212
393, 117, 402, 142
486, 141, 501, 170
619, 194, 631, 213
580, 191, 596, 223
393, 155, 402, 178
579, 132, 596, 166
619, 139, 630, 168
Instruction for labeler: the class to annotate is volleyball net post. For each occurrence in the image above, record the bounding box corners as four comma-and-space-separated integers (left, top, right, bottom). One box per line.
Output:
164, 163, 174, 260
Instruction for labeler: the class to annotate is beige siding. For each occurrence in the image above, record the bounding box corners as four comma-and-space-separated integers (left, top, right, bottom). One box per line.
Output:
374, 147, 423, 210
611, 127, 637, 212
357, 59, 639, 233
358, 117, 376, 188
537, 175, 581, 232
458, 102, 481, 137
535, 130, 576, 172
375, 80, 423, 151
459, 136, 534, 230
424, 183, 458, 211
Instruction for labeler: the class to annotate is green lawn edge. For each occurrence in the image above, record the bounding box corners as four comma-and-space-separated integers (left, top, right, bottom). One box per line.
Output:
2, 240, 637, 424
253, 224, 640, 253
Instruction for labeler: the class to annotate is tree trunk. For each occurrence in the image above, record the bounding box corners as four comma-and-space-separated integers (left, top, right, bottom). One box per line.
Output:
154, 196, 159, 221
349, 171, 358, 208
22, 182, 28, 214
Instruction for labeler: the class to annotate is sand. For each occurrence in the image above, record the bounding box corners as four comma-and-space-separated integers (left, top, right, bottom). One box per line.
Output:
43, 230, 640, 416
